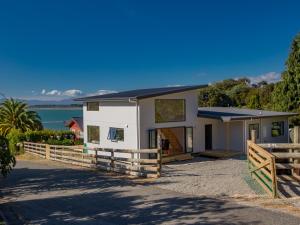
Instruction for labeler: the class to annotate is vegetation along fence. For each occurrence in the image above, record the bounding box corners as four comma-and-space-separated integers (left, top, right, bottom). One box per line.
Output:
23, 142, 161, 178
247, 140, 278, 198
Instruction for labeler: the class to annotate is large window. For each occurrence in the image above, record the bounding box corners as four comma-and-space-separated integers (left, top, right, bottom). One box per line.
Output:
248, 124, 259, 139
108, 127, 124, 142
272, 121, 284, 137
87, 125, 100, 144
87, 102, 99, 111
155, 99, 186, 123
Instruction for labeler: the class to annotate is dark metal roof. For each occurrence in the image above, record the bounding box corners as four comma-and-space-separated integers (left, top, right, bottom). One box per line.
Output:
75, 85, 206, 101
65, 117, 83, 131
198, 107, 298, 122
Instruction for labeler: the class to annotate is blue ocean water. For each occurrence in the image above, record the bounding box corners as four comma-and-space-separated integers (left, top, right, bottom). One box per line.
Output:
34, 109, 83, 130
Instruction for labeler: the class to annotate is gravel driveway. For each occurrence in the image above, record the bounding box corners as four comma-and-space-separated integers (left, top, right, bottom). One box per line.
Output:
154, 156, 258, 197
1, 159, 300, 224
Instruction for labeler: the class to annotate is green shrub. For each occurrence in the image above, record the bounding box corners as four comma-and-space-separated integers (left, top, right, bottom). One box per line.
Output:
74, 139, 84, 145
24, 130, 74, 142
6, 129, 26, 155
46, 139, 74, 146
0, 136, 16, 177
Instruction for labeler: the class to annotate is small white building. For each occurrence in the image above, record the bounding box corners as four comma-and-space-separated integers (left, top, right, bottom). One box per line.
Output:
75, 85, 297, 156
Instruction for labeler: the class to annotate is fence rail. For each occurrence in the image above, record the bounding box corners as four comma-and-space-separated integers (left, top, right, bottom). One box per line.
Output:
23, 142, 161, 178
24, 142, 47, 158
247, 140, 278, 198
258, 143, 300, 179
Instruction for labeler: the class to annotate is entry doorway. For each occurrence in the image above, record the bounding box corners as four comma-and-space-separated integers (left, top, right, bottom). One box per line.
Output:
205, 124, 212, 150
149, 127, 193, 157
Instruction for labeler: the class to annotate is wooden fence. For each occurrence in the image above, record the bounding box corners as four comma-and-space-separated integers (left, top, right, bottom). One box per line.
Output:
258, 143, 300, 178
23, 142, 161, 178
24, 142, 47, 158
247, 140, 278, 198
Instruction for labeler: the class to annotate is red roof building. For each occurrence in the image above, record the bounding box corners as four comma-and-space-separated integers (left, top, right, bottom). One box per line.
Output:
65, 117, 83, 139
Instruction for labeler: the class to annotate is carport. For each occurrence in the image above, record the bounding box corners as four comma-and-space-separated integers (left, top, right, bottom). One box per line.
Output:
197, 107, 297, 153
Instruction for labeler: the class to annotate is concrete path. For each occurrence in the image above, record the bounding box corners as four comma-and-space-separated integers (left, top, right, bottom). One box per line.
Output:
0, 160, 300, 225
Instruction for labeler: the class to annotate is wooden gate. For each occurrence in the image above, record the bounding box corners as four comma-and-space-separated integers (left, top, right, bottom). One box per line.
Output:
247, 140, 278, 198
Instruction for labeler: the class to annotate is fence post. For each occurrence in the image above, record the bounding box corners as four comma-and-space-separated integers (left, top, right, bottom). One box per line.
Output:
45, 144, 50, 160
271, 156, 278, 198
131, 151, 134, 176
293, 126, 300, 175
111, 149, 115, 172
250, 129, 257, 178
251, 130, 257, 143
157, 148, 162, 178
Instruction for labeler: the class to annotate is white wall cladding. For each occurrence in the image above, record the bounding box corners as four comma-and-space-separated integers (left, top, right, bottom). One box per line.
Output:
138, 90, 199, 149
83, 101, 138, 150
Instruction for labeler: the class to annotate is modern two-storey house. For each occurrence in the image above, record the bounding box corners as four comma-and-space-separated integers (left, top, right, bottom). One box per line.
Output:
75, 85, 297, 157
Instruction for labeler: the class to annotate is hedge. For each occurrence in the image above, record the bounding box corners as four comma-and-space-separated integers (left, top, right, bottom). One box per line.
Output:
6, 129, 83, 154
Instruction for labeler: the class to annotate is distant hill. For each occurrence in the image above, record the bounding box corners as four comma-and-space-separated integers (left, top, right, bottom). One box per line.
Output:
0, 98, 82, 108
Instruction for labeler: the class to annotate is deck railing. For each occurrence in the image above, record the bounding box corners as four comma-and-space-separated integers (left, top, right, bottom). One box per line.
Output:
247, 140, 278, 198
23, 142, 161, 178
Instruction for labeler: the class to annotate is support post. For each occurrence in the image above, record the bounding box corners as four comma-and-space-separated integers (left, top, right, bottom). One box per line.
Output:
226, 122, 230, 150
45, 144, 50, 160
293, 126, 300, 175
251, 130, 257, 143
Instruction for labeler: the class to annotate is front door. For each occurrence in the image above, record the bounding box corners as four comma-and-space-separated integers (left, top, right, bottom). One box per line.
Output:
205, 124, 212, 150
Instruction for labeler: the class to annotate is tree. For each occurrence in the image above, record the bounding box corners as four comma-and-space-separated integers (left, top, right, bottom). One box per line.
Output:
198, 86, 233, 107
272, 33, 300, 112
0, 98, 43, 136
259, 83, 274, 110
225, 83, 251, 107
0, 136, 16, 177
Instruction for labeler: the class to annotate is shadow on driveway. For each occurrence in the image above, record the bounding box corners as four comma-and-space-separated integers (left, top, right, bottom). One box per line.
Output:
0, 160, 299, 225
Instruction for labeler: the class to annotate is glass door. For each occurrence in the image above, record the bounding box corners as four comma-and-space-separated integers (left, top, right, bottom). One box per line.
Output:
185, 127, 193, 153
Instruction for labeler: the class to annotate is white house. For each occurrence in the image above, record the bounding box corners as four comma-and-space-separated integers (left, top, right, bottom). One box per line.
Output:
75, 85, 297, 157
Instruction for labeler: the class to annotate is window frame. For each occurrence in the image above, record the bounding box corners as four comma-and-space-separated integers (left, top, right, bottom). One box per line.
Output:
87, 102, 99, 111
155, 99, 186, 123
87, 125, 100, 144
271, 121, 284, 137
108, 127, 124, 142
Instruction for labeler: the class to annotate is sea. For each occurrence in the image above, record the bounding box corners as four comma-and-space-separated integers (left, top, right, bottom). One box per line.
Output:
33, 109, 83, 130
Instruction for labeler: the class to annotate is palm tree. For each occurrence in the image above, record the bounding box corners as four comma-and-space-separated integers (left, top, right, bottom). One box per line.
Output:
0, 98, 43, 136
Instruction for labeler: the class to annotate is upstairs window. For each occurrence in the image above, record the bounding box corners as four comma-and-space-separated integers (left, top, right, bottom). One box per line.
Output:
108, 127, 124, 142
87, 102, 99, 111
272, 121, 284, 137
87, 125, 100, 144
155, 99, 186, 123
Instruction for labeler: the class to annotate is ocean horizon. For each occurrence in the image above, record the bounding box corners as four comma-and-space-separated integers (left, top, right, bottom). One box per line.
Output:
34, 109, 83, 130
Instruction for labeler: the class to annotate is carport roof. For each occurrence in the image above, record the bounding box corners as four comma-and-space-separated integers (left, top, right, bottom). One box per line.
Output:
197, 107, 298, 122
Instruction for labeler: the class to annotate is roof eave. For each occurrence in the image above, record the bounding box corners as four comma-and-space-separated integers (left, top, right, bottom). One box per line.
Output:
74, 97, 137, 102
136, 85, 207, 100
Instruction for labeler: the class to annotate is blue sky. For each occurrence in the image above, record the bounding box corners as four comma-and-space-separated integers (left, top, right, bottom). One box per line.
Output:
0, 0, 300, 100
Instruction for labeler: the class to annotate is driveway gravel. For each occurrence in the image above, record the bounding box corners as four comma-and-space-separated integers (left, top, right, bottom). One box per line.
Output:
154, 156, 258, 198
